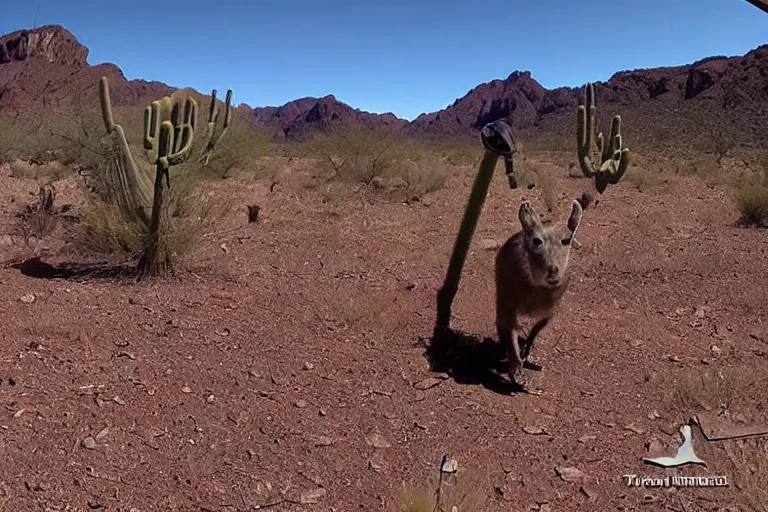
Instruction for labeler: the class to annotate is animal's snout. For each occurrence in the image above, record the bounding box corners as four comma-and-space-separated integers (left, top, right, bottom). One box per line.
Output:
545, 265, 560, 284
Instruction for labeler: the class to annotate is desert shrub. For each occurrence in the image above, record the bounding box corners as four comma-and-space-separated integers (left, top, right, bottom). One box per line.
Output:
735, 185, 768, 228
308, 127, 400, 184
625, 165, 665, 192
389, 159, 452, 200
197, 122, 274, 179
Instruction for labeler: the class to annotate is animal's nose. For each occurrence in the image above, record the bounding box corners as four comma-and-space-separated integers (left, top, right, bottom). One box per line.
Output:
547, 266, 559, 278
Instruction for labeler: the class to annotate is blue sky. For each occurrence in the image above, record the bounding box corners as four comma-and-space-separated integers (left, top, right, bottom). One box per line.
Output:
2, 1, 767, 120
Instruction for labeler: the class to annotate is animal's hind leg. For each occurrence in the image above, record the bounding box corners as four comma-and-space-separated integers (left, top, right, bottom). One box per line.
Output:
520, 317, 550, 363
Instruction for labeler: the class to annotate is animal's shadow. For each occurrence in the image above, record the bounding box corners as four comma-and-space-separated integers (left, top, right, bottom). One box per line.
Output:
424, 326, 540, 396
10, 256, 137, 281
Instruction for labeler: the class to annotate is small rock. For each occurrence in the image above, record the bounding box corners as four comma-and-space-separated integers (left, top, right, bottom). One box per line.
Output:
303, 362, 315, 371
555, 466, 586, 482
577, 435, 596, 444
624, 423, 646, 434
295, 399, 308, 409
647, 410, 661, 420
81, 436, 97, 450
366, 433, 392, 449
440, 458, 458, 473
299, 487, 326, 504
12, 408, 25, 419
318, 409, 327, 416
522, 426, 549, 436
413, 377, 442, 390
181, 386, 192, 394
405, 283, 417, 291
643, 494, 658, 504
695, 307, 706, 318
95, 426, 110, 441
206, 395, 215, 404
313, 436, 333, 447
19, 293, 35, 304
579, 486, 596, 500
368, 457, 386, 472
668, 355, 681, 363
628, 339, 643, 348
215, 328, 230, 337
112, 396, 126, 405
710, 345, 721, 356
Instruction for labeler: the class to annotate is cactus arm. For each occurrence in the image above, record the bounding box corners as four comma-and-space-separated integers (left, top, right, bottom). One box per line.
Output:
99, 76, 115, 134
607, 149, 630, 184
143, 102, 161, 153
167, 97, 197, 166
200, 88, 233, 165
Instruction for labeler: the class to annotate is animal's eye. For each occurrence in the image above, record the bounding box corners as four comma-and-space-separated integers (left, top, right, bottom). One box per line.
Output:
562, 238, 571, 246
532, 238, 543, 246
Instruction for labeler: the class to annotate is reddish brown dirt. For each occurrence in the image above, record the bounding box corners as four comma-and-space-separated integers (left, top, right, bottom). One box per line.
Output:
0, 157, 767, 511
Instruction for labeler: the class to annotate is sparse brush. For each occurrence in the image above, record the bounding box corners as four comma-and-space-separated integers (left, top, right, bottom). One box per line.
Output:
735, 185, 768, 228
395, 159, 452, 200
310, 127, 400, 185
674, 369, 748, 411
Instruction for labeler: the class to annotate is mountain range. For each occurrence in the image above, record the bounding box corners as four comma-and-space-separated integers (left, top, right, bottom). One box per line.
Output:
2, 24, 767, 151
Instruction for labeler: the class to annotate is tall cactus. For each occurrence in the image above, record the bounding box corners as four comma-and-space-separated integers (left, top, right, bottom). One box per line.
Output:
576, 82, 630, 194
137, 95, 198, 275
97, 76, 231, 276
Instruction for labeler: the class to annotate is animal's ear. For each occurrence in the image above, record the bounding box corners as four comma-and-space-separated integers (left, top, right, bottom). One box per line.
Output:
518, 201, 541, 234
567, 199, 583, 234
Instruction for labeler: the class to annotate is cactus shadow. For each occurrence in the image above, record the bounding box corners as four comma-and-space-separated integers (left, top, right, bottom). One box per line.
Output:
10, 256, 138, 281
424, 326, 531, 396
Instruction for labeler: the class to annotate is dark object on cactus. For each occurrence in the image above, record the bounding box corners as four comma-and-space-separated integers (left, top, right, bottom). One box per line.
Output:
480, 120, 517, 189
436, 119, 517, 331
576, 82, 630, 194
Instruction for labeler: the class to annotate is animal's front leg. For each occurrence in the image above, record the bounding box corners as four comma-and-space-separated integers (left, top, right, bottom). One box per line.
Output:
497, 321, 523, 382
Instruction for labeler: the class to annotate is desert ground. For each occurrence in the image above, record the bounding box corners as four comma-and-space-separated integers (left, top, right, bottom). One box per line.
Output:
1, 139, 767, 512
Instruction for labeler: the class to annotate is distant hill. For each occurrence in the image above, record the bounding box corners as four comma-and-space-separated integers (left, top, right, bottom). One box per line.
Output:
2, 24, 767, 152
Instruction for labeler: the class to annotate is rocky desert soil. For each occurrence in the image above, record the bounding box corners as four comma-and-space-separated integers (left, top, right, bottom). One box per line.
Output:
1, 153, 766, 511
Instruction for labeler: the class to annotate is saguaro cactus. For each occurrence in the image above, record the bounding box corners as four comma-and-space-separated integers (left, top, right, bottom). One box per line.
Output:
577, 82, 630, 194
436, 120, 516, 331
98, 76, 232, 276
137, 95, 198, 274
